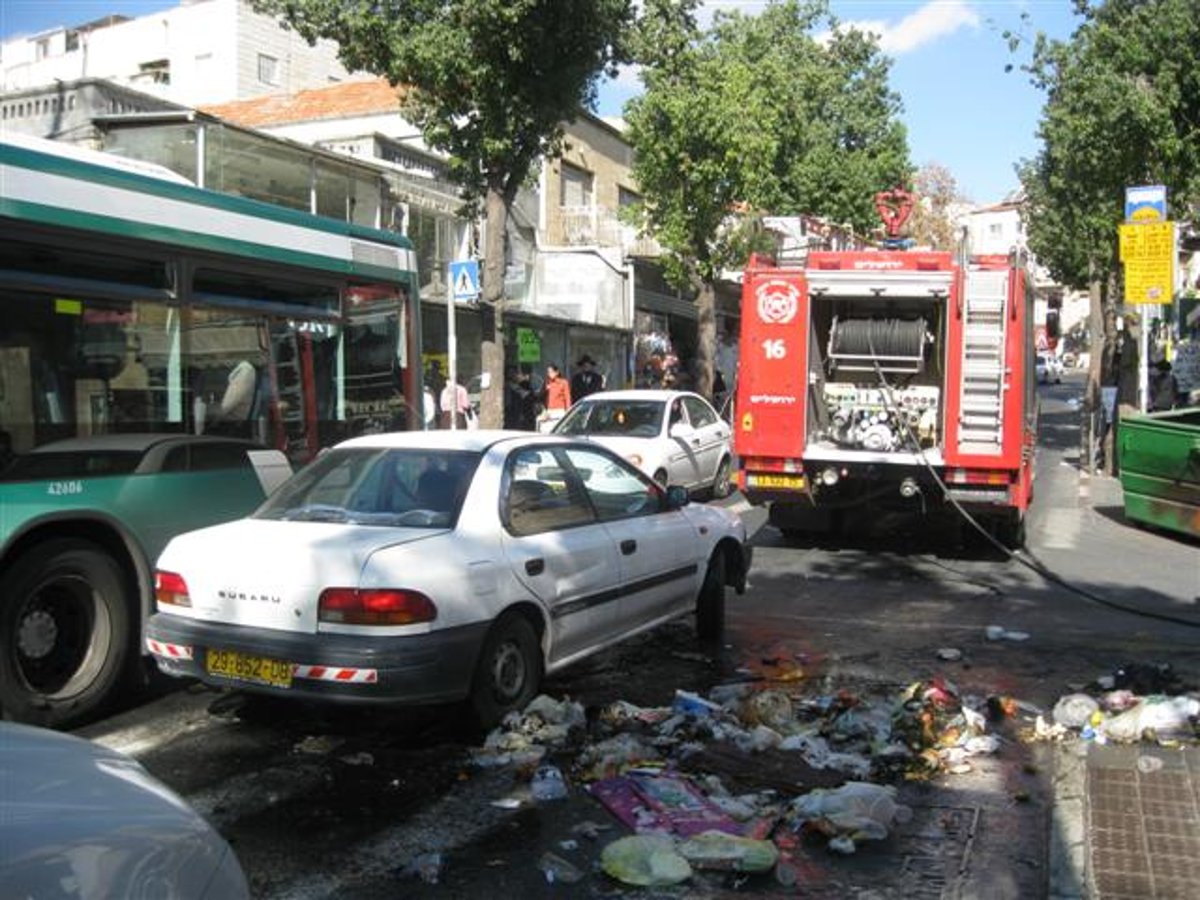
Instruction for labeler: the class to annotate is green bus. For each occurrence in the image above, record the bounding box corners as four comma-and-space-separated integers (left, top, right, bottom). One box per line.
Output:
0, 134, 422, 727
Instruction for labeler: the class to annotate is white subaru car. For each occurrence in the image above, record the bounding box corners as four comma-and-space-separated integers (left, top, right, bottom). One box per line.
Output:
553, 390, 734, 498
146, 431, 751, 726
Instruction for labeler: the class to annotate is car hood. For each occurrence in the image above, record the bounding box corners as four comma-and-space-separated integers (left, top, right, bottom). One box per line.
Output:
0, 723, 248, 900
156, 518, 445, 633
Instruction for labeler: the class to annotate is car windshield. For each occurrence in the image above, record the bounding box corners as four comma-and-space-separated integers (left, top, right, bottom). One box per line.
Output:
554, 400, 665, 437
255, 447, 481, 528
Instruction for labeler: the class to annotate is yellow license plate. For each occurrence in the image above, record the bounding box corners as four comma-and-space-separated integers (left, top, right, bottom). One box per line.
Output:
206, 649, 293, 688
748, 474, 807, 490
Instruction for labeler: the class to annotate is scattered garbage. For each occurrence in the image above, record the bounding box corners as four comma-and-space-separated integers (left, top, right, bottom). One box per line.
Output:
401, 852, 443, 885
600, 834, 692, 887
1136, 755, 1165, 774
590, 771, 741, 837
676, 830, 780, 873
1035, 663, 1198, 747
538, 851, 584, 884
1052, 693, 1100, 729
936, 648, 963, 661
531, 764, 569, 801
788, 782, 912, 853
338, 751, 374, 766
985, 625, 1030, 642
293, 735, 343, 755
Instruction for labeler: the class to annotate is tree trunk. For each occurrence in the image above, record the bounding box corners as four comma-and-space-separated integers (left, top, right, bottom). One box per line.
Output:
694, 279, 717, 400
479, 186, 508, 428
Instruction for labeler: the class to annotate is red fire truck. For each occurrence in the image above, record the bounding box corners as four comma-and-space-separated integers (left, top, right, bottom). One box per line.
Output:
733, 246, 1037, 547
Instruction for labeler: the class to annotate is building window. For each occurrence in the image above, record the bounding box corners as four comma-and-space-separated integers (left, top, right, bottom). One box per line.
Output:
35, 38, 50, 61
988, 222, 1003, 238
258, 53, 280, 86
66, 31, 80, 52
618, 186, 640, 208
560, 162, 594, 208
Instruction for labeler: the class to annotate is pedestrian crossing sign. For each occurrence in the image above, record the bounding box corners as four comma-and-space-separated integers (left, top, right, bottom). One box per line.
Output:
449, 259, 479, 303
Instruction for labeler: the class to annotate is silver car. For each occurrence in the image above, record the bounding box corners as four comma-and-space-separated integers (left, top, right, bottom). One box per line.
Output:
0, 722, 249, 899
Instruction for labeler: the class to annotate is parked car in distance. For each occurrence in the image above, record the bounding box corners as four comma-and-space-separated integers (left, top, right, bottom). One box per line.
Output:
147, 431, 752, 727
0, 722, 249, 899
553, 389, 734, 498
1036, 354, 1063, 384
0, 434, 291, 728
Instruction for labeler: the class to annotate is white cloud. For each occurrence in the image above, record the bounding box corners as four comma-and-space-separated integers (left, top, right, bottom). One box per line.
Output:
837, 1, 981, 55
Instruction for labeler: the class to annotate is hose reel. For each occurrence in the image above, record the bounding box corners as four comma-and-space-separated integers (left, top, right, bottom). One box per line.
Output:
827, 316, 928, 374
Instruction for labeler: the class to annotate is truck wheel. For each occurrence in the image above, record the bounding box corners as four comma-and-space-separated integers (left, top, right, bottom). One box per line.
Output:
696, 551, 726, 643
0, 539, 134, 728
996, 512, 1027, 550
468, 614, 542, 730
710, 457, 733, 500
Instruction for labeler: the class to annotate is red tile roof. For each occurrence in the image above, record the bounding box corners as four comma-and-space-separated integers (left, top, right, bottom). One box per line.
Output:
201, 77, 404, 128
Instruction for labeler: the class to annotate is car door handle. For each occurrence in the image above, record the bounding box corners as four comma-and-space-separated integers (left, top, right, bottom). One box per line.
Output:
525, 558, 545, 576
690, 439, 701, 447
620, 539, 637, 555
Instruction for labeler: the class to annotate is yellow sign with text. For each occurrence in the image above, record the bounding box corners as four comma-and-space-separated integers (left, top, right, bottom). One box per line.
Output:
1119, 222, 1174, 305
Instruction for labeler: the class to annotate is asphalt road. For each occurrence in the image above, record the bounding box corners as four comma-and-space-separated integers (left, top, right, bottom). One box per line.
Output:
76, 373, 1199, 898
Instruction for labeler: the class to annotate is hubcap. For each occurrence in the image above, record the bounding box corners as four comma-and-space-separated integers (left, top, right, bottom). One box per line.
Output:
491, 640, 527, 702
15, 575, 110, 698
17, 610, 58, 659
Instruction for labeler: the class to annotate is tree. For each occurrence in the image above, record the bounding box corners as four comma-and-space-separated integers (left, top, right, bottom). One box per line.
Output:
625, 0, 909, 397
1017, 0, 1199, 469
257, 0, 633, 426
908, 162, 967, 250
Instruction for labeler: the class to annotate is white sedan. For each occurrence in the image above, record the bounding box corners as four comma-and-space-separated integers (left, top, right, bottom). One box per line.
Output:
553, 390, 734, 498
1036, 354, 1063, 384
145, 431, 751, 726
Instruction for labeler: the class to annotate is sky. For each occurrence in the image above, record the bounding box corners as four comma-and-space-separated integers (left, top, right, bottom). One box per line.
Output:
1, 0, 1082, 203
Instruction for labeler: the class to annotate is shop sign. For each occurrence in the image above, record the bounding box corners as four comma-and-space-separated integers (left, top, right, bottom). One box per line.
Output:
516, 327, 541, 363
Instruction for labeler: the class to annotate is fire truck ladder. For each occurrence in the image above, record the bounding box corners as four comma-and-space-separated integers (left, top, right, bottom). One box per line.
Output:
957, 269, 1009, 454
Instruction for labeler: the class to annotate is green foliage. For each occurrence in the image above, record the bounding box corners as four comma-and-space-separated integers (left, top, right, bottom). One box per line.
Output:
625, 0, 910, 290
1019, 0, 1200, 289
256, 1, 633, 210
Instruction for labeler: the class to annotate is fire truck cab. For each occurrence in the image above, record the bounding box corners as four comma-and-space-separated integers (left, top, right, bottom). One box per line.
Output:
733, 248, 1037, 547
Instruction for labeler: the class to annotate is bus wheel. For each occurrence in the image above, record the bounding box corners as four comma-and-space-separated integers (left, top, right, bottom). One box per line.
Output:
0, 539, 133, 728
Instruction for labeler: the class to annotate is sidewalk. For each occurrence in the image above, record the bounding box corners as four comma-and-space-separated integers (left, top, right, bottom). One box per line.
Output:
1049, 468, 1200, 900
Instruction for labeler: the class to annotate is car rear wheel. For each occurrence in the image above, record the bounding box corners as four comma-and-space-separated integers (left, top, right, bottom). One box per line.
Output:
0, 539, 134, 728
696, 551, 726, 643
710, 456, 733, 499
469, 614, 542, 730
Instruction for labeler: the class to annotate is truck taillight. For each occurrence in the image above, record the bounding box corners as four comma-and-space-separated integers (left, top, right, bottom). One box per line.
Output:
155, 571, 191, 608
318, 588, 437, 626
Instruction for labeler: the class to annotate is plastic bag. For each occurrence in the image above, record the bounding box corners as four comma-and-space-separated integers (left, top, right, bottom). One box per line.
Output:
600, 834, 692, 887
676, 831, 780, 873
1099, 696, 1200, 743
790, 782, 911, 844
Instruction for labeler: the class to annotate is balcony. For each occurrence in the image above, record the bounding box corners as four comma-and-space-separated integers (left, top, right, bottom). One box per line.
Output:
557, 204, 661, 258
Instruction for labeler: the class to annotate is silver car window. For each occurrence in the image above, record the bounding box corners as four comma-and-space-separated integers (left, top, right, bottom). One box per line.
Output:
562, 447, 662, 522
503, 447, 596, 537
683, 396, 718, 428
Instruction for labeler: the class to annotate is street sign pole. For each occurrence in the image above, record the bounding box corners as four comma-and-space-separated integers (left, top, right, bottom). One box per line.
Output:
446, 263, 457, 430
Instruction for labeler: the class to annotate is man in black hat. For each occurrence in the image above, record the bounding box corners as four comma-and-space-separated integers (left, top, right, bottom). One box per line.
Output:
571, 354, 604, 402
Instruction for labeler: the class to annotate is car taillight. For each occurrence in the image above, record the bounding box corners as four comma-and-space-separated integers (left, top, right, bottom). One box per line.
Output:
318, 588, 437, 626
155, 571, 191, 608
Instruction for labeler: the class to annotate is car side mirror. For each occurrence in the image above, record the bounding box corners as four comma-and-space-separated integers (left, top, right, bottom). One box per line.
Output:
664, 485, 689, 509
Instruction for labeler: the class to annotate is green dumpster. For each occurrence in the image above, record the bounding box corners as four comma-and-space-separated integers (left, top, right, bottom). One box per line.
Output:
1117, 408, 1200, 539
